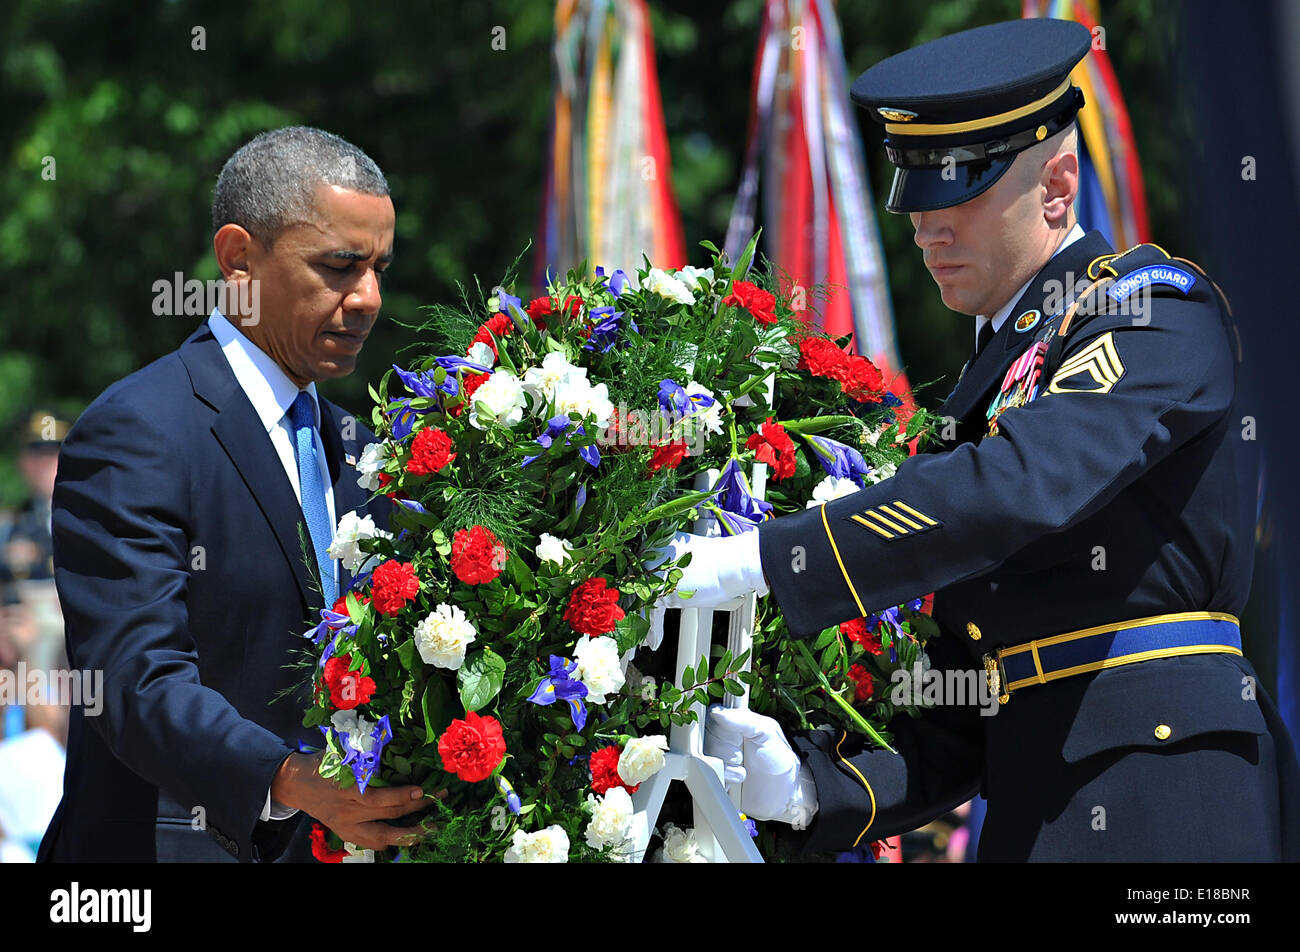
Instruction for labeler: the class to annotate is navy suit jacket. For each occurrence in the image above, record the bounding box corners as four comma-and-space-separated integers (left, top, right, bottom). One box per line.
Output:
38, 320, 389, 862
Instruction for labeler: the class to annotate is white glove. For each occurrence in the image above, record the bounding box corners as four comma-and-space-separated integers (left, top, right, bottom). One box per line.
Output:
653, 531, 769, 609
704, 707, 817, 827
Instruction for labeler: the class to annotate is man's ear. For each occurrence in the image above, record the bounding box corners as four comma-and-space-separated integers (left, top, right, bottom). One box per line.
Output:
213, 224, 255, 280
1042, 149, 1079, 226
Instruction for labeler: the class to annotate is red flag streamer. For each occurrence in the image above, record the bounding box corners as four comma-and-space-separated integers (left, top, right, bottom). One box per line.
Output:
726, 0, 914, 411
537, 0, 685, 285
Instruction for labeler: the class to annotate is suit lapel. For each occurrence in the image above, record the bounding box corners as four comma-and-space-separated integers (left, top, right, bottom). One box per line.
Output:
940, 230, 1114, 425
180, 325, 317, 610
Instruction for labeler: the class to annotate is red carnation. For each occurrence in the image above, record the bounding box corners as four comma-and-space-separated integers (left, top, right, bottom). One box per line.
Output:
745, 417, 797, 480
590, 745, 639, 795
322, 654, 376, 710
438, 711, 507, 783
647, 440, 688, 473
406, 425, 457, 476
524, 296, 552, 331
839, 354, 886, 403
471, 313, 513, 356
370, 560, 421, 616
798, 336, 849, 380
331, 592, 370, 616
451, 525, 509, 585
840, 618, 884, 656
310, 823, 347, 863
723, 280, 778, 325
562, 294, 583, 317
847, 663, 875, 703
564, 576, 626, 637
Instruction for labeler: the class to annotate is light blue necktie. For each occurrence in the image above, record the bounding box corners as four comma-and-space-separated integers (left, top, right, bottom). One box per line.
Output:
288, 391, 337, 607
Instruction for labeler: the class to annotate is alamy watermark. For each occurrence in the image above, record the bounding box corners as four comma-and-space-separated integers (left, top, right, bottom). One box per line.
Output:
152, 273, 260, 325
888, 662, 999, 717
0, 663, 103, 716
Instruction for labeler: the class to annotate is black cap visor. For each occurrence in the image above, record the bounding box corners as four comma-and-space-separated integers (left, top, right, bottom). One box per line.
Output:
885, 156, 1015, 214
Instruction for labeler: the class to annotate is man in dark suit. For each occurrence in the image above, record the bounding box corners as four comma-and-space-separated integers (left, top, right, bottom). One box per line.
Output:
38, 126, 425, 862
667, 19, 1300, 860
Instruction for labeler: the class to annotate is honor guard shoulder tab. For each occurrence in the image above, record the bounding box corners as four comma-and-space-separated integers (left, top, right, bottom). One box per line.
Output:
1042, 242, 1209, 384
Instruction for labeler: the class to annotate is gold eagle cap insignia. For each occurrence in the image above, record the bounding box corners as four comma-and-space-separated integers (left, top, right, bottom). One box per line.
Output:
878, 107, 919, 122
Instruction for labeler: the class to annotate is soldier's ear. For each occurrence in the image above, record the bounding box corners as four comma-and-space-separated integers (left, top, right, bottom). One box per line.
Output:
1041, 148, 1079, 226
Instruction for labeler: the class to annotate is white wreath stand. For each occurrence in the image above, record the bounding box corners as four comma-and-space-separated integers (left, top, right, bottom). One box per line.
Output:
628, 463, 769, 863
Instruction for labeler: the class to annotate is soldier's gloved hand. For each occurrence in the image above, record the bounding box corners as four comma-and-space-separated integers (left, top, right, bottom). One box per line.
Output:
704, 707, 818, 827
650, 531, 769, 609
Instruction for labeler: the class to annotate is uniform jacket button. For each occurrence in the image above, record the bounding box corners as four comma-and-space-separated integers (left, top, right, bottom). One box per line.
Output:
1154, 724, 1172, 741
966, 622, 982, 641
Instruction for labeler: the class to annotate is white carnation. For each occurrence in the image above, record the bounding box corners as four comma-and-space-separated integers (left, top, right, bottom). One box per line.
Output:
655, 823, 707, 863
330, 710, 376, 755
806, 475, 861, 508
573, 635, 625, 705
522, 351, 586, 407
534, 533, 574, 565
503, 825, 570, 863
644, 268, 696, 306
684, 380, 724, 437
328, 511, 392, 572
618, 734, 668, 785
470, 370, 527, 430
675, 266, 715, 293
584, 786, 635, 858
413, 603, 477, 670
865, 462, 897, 485
355, 442, 388, 492
553, 376, 614, 429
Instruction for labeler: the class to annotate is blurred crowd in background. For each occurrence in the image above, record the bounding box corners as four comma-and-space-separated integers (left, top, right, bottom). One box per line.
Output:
0, 412, 69, 861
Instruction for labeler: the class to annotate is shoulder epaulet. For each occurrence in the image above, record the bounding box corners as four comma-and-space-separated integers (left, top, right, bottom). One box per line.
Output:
1044, 241, 1241, 377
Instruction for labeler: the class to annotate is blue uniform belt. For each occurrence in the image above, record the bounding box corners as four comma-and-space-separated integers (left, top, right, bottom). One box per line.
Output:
982, 612, 1243, 704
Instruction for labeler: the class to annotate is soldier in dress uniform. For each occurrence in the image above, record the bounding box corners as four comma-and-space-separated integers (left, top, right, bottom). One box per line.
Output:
663, 18, 1300, 861
0, 411, 65, 590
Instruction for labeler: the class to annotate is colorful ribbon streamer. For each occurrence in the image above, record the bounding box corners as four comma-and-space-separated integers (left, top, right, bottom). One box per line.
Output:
537, 0, 686, 284
725, 0, 912, 408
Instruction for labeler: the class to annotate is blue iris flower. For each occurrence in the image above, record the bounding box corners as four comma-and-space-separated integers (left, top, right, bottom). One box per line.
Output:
319, 713, 392, 794
574, 483, 588, 515
584, 306, 637, 353
306, 607, 355, 647
658, 379, 690, 417
495, 774, 523, 815
869, 598, 924, 662
709, 504, 761, 537
434, 355, 492, 375
522, 415, 600, 469
388, 400, 420, 442
595, 266, 629, 299
395, 498, 428, 515
526, 655, 589, 730
804, 434, 870, 487
712, 457, 774, 523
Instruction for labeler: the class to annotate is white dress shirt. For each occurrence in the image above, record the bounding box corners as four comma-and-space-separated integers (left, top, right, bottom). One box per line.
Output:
208, 308, 338, 823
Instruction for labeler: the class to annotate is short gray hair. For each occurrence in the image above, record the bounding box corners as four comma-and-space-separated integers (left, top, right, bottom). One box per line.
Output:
211, 126, 389, 244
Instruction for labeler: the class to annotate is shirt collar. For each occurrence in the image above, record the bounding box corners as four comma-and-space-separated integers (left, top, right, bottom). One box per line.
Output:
208, 309, 319, 433
976, 222, 1087, 342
